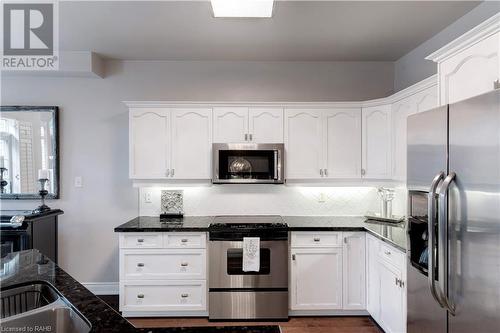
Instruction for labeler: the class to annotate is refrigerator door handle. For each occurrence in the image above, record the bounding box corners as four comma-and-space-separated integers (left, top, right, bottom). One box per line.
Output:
428, 171, 446, 308
438, 172, 457, 315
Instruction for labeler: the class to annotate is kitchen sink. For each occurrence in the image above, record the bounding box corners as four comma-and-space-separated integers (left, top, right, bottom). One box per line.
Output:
0, 282, 92, 333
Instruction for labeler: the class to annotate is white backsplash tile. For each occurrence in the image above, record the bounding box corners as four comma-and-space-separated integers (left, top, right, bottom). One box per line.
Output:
139, 185, 408, 217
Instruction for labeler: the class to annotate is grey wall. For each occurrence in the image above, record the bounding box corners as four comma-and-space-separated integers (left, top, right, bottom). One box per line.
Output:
0, 60, 394, 283
394, 1, 499, 91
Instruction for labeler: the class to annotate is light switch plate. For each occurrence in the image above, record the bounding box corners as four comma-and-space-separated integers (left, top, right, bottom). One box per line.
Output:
74, 176, 83, 188
144, 191, 152, 203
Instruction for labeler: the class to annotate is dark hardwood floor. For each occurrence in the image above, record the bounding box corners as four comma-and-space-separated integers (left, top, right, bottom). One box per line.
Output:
98, 295, 383, 333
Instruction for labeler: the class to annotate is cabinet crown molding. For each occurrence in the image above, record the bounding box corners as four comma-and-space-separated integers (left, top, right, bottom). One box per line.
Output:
426, 13, 500, 63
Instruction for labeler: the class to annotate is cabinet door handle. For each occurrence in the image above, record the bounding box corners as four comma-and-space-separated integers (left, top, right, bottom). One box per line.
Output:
320, 169, 324, 177
494, 79, 500, 89
137, 263, 144, 267
171, 168, 175, 177
249, 133, 253, 141
400, 280, 405, 288
361, 168, 366, 176
180, 262, 188, 267
395, 277, 398, 286
292, 254, 296, 261
385, 250, 391, 255
166, 169, 170, 177
324, 169, 328, 177
245, 133, 248, 141
137, 294, 144, 299
344, 237, 347, 244
181, 293, 189, 298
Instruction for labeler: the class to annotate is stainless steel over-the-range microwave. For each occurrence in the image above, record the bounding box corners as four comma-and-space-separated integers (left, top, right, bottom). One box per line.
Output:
212, 143, 284, 184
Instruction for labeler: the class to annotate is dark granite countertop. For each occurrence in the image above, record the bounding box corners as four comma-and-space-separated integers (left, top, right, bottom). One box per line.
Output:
284, 216, 407, 251
283, 216, 367, 231
114, 216, 214, 232
0, 249, 280, 333
115, 215, 407, 251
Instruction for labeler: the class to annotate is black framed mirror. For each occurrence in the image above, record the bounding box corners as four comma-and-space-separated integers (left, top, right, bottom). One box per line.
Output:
0, 106, 59, 199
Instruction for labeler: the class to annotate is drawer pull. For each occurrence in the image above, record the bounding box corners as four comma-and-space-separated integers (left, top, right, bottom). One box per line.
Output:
137, 294, 144, 299
313, 237, 320, 242
137, 263, 145, 267
181, 293, 189, 298
385, 250, 391, 255
180, 262, 189, 267
137, 239, 144, 243
181, 239, 189, 243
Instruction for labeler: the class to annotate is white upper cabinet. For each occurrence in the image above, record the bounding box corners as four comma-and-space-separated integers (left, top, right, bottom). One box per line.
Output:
285, 108, 361, 180
285, 109, 324, 179
391, 101, 411, 182
213, 107, 248, 143
129, 108, 169, 179
414, 85, 438, 114
324, 109, 362, 179
129, 107, 212, 180
248, 107, 284, 143
342, 232, 366, 310
392, 84, 437, 181
361, 105, 392, 179
426, 14, 500, 105
171, 108, 212, 179
213, 107, 284, 143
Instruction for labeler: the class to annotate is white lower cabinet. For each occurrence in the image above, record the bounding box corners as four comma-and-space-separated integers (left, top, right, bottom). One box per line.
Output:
118, 232, 208, 317
290, 232, 366, 313
290, 247, 343, 310
366, 233, 406, 333
342, 232, 366, 310
121, 280, 207, 313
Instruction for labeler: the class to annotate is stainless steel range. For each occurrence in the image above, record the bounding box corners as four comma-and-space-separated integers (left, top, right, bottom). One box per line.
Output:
208, 216, 289, 321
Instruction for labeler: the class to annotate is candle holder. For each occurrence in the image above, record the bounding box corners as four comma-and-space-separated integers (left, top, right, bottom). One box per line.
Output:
34, 178, 51, 213
0, 167, 8, 194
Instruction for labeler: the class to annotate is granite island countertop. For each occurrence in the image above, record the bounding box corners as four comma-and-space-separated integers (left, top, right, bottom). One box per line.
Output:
0, 249, 280, 333
115, 215, 407, 251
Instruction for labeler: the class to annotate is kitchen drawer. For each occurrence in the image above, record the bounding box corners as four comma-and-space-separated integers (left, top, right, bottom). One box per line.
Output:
378, 241, 404, 270
120, 249, 206, 280
291, 232, 342, 248
120, 280, 206, 312
164, 233, 206, 249
119, 233, 163, 249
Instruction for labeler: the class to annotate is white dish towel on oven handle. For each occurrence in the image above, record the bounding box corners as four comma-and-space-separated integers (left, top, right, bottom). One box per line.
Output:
242, 237, 260, 272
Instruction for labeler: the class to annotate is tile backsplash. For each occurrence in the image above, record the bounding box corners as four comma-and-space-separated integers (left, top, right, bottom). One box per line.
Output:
139, 185, 408, 217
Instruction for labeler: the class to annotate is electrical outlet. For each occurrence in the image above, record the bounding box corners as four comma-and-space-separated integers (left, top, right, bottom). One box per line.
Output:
144, 191, 152, 203
74, 176, 83, 188
318, 192, 327, 203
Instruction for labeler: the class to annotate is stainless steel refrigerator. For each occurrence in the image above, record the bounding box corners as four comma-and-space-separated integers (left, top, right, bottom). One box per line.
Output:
406, 89, 500, 333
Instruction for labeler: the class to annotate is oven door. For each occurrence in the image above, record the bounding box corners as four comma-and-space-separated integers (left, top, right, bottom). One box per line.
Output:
212, 143, 284, 184
209, 240, 288, 289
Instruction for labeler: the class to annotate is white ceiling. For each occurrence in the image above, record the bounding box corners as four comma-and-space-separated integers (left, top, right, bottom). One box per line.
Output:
60, 1, 480, 61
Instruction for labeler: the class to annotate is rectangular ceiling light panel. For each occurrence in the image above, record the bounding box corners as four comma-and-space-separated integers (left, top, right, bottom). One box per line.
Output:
211, 0, 274, 18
